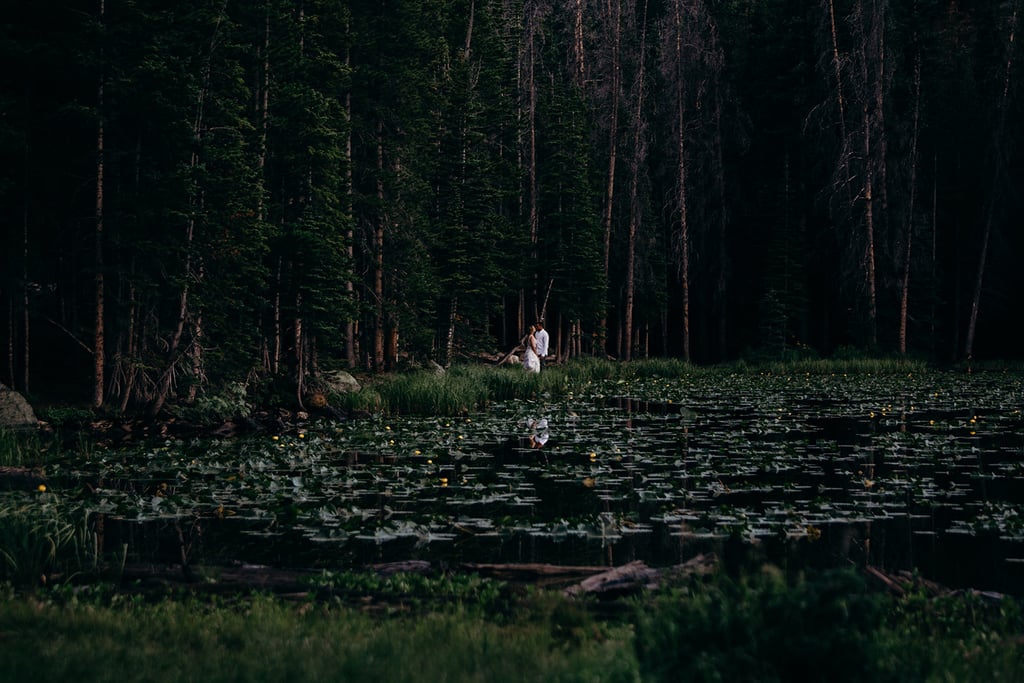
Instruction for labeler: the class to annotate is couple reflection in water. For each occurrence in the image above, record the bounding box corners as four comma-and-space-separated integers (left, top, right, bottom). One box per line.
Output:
524, 416, 549, 449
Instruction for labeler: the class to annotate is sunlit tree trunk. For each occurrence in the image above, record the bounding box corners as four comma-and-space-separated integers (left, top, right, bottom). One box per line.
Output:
572, 0, 585, 88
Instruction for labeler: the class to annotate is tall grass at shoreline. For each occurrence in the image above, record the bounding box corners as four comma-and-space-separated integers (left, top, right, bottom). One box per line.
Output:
331, 356, 937, 417
0, 495, 101, 586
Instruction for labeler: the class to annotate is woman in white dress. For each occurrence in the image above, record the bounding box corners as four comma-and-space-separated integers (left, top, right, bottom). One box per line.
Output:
522, 325, 541, 373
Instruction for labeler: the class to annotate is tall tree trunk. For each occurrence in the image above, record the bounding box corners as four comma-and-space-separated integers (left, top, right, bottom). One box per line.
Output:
93, 0, 105, 409
964, 1, 1018, 361
21, 203, 29, 392
853, 0, 882, 347
344, 19, 356, 369
665, 0, 691, 362
295, 291, 305, 407
600, 0, 621, 354
446, 296, 458, 367
572, 0, 585, 88
826, 0, 852, 198
712, 87, 728, 358
373, 120, 385, 371
623, 0, 649, 362
898, 14, 921, 357
860, 82, 878, 348
526, 3, 540, 293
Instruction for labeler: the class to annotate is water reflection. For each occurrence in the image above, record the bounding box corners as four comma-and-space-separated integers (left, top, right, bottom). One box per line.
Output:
27, 370, 1024, 594
524, 417, 549, 449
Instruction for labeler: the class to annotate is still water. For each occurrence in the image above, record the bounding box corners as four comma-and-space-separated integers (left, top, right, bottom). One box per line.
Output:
44, 369, 1024, 593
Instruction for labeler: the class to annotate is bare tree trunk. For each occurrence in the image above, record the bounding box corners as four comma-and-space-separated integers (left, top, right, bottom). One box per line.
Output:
861, 92, 878, 348
964, 1, 1018, 361
373, 121, 385, 371
21, 204, 29, 392
666, 0, 691, 362
5, 292, 12, 387
874, 0, 889, 220
623, 0, 649, 363
93, 0, 106, 409
898, 15, 921, 357
272, 256, 281, 373
572, 0, 585, 87
852, 0, 881, 347
295, 291, 305, 407
257, 1, 270, 221
118, 284, 137, 414
446, 296, 458, 367
600, 0, 621, 353
826, 0, 851, 191
526, 3, 540, 293
712, 89, 728, 358
344, 20, 356, 369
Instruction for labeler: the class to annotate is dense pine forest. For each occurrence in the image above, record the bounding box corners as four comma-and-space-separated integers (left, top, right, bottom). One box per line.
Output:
2, 0, 1022, 410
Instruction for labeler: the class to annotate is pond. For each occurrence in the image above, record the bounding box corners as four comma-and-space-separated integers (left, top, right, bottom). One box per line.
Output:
26, 369, 1024, 593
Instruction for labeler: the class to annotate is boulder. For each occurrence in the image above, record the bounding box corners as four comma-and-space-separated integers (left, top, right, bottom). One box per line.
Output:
0, 383, 38, 431
322, 369, 361, 394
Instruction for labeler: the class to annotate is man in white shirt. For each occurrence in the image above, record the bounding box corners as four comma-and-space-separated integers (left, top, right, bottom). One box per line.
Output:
534, 321, 549, 367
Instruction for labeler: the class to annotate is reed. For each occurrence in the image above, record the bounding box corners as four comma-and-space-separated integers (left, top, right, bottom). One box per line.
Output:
751, 356, 930, 375
0, 430, 48, 468
0, 495, 100, 586
325, 355, 937, 418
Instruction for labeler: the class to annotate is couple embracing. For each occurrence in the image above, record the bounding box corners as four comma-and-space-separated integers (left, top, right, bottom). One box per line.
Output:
522, 321, 549, 373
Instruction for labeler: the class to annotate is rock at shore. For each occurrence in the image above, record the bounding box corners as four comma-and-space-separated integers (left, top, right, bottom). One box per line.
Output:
0, 383, 38, 431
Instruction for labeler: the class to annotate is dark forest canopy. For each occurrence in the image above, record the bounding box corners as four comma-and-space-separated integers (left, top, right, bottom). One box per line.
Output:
2, 0, 1022, 409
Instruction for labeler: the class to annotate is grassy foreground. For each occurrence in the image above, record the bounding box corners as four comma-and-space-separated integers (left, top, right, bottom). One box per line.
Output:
2, 567, 1022, 683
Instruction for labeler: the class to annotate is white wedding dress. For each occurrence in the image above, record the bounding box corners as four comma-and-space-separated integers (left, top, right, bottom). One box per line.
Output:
522, 342, 541, 373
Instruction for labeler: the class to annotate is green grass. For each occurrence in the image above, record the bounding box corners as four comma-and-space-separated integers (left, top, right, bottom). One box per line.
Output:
0, 495, 101, 586
0, 590, 637, 683
0, 430, 45, 468
328, 357, 940, 417
1, 567, 1021, 682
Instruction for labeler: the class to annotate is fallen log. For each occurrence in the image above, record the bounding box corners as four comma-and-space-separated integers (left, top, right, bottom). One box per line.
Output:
562, 553, 718, 598
460, 562, 611, 586
563, 560, 661, 597
372, 560, 433, 576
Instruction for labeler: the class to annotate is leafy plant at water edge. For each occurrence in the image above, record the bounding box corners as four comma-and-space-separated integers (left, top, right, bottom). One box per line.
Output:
170, 382, 254, 425
0, 494, 101, 586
